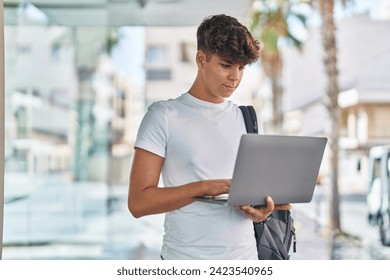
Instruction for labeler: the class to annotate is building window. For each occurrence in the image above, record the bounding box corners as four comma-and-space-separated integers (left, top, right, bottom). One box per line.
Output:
146, 45, 170, 65
146, 45, 171, 80
180, 41, 195, 63
146, 69, 172, 80
16, 44, 31, 55
51, 43, 62, 62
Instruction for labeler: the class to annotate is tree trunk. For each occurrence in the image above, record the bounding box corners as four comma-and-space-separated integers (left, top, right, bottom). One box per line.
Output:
263, 52, 284, 134
318, 0, 341, 232
271, 73, 284, 134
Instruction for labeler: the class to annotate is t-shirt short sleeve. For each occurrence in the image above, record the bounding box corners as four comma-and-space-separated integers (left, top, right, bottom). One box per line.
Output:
134, 102, 167, 158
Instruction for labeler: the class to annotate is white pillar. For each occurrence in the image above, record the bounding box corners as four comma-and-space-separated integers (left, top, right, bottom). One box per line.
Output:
0, 0, 5, 260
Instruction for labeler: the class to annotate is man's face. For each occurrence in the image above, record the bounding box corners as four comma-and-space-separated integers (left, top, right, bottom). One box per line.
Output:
198, 51, 246, 103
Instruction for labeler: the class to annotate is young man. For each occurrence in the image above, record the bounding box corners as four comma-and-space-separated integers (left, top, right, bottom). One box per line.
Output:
128, 14, 291, 260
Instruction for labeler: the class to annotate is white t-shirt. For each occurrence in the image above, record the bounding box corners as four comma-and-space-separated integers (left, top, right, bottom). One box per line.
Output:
134, 92, 258, 260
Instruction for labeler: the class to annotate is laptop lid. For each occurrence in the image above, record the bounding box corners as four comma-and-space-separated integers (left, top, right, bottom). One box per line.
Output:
226, 134, 327, 206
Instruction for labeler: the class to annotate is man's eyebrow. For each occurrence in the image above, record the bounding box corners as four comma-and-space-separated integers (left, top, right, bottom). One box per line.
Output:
220, 58, 246, 67
221, 59, 233, 64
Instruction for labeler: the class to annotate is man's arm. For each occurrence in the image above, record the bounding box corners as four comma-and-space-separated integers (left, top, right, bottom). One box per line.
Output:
128, 148, 230, 218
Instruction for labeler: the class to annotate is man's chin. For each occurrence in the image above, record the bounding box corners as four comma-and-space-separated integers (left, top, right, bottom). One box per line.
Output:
221, 90, 235, 98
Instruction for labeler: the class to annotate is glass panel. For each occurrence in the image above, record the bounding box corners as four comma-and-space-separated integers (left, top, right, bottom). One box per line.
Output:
2, 0, 261, 261
3, 1, 164, 260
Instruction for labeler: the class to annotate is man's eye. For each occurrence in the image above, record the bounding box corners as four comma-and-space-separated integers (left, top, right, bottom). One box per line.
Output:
221, 64, 231, 68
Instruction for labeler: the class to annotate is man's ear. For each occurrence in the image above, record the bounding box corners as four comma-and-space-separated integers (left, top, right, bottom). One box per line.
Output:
196, 50, 206, 69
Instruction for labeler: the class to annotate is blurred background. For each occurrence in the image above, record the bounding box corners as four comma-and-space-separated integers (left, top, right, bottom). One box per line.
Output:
1, 0, 390, 260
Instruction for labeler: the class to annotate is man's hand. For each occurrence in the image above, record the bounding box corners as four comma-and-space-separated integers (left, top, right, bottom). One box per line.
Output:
198, 179, 231, 197
237, 196, 291, 223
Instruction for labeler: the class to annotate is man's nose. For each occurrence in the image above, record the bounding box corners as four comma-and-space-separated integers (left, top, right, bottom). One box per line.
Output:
228, 67, 240, 81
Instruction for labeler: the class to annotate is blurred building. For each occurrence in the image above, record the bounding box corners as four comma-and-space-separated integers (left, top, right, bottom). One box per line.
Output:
5, 25, 144, 185
144, 26, 197, 105
282, 13, 390, 194
5, 25, 77, 175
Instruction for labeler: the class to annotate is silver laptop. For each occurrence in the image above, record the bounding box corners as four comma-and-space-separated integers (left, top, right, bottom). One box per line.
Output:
194, 134, 327, 206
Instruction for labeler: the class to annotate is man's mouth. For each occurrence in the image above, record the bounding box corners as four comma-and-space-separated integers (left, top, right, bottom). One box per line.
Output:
223, 84, 236, 89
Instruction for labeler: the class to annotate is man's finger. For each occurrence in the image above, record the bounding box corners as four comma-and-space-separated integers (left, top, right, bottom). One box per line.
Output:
274, 204, 292, 211
265, 196, 275, 212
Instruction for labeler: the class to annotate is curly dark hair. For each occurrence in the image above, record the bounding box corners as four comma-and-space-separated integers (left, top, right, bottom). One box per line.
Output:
197, 14, 261, 65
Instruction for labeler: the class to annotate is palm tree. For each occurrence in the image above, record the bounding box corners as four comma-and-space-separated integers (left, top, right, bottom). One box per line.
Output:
250, 0, 307, 133
318, 0, 341, 233
314, 0, 348, 233
254, 0, 347, 233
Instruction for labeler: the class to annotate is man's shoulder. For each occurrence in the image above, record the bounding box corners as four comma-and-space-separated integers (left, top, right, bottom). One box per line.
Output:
148, 94, 189, 114
150, 94, 184, 107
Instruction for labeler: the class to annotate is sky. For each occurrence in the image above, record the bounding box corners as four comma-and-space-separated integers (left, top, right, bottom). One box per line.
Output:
339, 0, 390, 20
282, 0, 390, 45
316, 0, 389, 24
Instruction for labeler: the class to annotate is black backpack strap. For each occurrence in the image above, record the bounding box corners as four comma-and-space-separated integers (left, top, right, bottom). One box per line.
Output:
239, 105, 258, 134
247, 106, 258, 133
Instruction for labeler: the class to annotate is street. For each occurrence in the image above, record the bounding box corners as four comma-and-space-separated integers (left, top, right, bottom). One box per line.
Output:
293, 188, 390, 260
3, 173, 390, 260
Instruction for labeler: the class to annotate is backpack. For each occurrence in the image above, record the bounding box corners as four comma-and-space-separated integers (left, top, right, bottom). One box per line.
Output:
239, 105, 297, 260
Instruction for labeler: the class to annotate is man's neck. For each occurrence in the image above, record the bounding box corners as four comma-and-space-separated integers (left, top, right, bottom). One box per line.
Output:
188, 80, 224, 104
